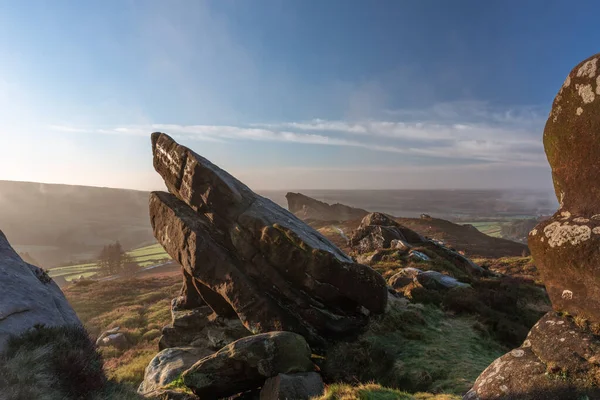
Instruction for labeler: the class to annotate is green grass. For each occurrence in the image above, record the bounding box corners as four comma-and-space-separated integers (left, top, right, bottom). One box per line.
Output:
47, 243, 171, 280
323, 302, 506, 395
460, 221, 506, 237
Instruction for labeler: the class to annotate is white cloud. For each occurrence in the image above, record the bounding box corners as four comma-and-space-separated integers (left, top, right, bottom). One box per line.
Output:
48, 101, 549, 168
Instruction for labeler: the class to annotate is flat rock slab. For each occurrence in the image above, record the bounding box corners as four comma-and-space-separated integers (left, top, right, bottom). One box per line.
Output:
182, 331, 314, 399
149, 132, 387, 346
0, 230, 81, 353
260, 372, 324, 400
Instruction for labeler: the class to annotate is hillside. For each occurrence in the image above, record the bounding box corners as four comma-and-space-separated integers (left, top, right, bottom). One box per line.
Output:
0, 180, 155, 267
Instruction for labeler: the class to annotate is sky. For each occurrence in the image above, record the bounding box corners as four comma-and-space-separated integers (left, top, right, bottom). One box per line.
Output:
0, 0, 598, 191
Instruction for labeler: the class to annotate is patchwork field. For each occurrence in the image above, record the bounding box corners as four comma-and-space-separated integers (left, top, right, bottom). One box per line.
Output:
47, 243, 171, 282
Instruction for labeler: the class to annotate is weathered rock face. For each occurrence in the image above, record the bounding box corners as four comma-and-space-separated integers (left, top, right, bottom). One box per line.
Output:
182, 332, 314, 399
465, 312, 600, 400
286, 192, 369, 222
0, 230, 81, 353
528, 52, 600, 322
149, 132, 387, 346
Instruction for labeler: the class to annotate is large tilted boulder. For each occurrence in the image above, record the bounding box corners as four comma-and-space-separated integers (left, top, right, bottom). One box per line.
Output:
466, 53, 600, 400
182, 331, 314, 399
0, 230, 81, 353
149, 132, 387, 346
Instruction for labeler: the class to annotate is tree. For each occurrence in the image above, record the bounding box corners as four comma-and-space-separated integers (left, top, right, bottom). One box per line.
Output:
97, 241, 137, 276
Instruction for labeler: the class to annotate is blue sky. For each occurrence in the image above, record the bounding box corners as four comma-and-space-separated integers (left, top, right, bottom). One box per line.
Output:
0, 0, 597, 190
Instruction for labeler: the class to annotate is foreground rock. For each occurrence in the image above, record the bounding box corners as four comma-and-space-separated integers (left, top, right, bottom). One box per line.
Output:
464, 312, 600, 400
286, 192, 369, 222
260, 372, 324, 400
0, 230, 81, 352
149, 132, 387, 346
182, 332, 314, 399
389, 268, 469, 292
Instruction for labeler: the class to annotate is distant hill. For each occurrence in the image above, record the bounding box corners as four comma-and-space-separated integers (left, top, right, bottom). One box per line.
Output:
287, 193, 530, 258
0, 181, 532, 266
0, 180, 155, 267
286, 192, 369, 221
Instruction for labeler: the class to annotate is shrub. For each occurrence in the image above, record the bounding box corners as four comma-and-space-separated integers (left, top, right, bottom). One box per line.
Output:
0, 325, 142, 400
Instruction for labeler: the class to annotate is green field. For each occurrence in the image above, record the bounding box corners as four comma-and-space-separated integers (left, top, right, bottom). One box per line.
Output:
47, 243, 171, 281
461, 221, 506, 237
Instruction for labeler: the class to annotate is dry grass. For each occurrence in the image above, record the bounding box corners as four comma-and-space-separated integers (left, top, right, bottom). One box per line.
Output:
64, 275, 180, 387
315, 383, 461, 400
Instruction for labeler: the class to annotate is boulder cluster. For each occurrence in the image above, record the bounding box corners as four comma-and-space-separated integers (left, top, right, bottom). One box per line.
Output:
465, 53, 600, 399
348, 212, 486, 293
140, 133, 388, 399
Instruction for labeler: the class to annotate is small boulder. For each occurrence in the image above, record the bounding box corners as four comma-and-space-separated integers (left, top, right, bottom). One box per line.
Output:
259, 372, 324, 400
139, 346, 213, 395
388, 268, 422, 290
96, 327, 130, 350
408, 250, 430, 261
416, 271, 469, 291
349, 212, 425, 254
390, 239, 412, 251
182, 331, 314, 399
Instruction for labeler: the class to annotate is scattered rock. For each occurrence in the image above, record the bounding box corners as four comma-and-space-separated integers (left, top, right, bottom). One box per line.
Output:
416, 271, 469, 290
388, 268, 422, 290
408, 250, 430, 262
182, 331, 314, 399
139, 346, 213, 395
149, 132, 387, 346
390, 239, 412, 251
388, 268, 468, 291
95, 328, 130, 350
159, 302, 249, 351
259, 372, 324, 400
286, 192, 369, 222
0, 230, 81, 353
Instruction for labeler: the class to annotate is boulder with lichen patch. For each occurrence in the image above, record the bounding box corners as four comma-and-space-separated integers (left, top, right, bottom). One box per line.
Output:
467, 52, 600, 400
464, 312, 600, 400
528, 52, 600, 322
149, 132, 387, 347
0, 230, 81, 353
182, 331, 314, 399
